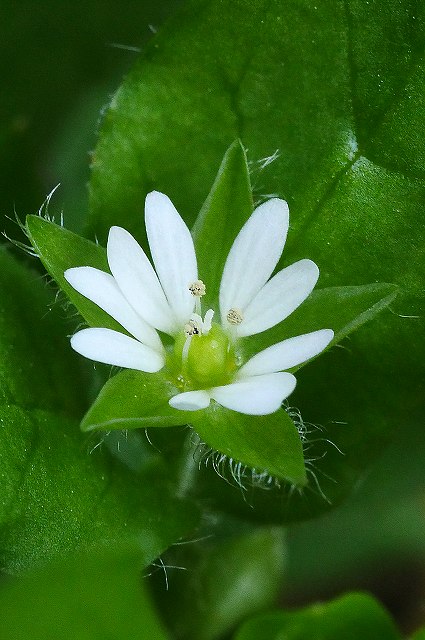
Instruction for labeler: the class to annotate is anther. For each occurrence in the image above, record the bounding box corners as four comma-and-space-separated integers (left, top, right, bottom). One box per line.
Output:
184, 320, 200, 337
226, 308, 243, 325
188, 280, 206, 297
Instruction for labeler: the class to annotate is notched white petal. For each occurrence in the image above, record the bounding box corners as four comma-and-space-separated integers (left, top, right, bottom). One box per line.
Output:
145, 191, 198, 325
64, 266, 162, 352
238, 329, 334, 377
169, 390, 211, 411
107, 226, 177, 335
70, 328, 165, 373
237, 259, 320, 337
220, 198, 289, 324
210, 372, 296, 415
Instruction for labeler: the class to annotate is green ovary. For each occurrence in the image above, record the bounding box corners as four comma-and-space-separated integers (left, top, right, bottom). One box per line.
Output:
174, 324, 236, 388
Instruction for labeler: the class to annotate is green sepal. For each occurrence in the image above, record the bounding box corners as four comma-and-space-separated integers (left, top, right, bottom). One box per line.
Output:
192, 140, 253, 308
242, 282, 399, 362
80, 370, 191, 432
81, 369, 306, 486
190, 406, 306, 487
25, 214, 122, 332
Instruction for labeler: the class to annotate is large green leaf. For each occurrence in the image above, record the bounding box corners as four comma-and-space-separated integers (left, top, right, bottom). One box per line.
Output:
0, 251, 198, 573
233, 592, 401, 640
87, 0, 354, 244
85, 0, 425, 519
0, 547, 169, 639
0, 404, 198, 573
86, 0, 425, 371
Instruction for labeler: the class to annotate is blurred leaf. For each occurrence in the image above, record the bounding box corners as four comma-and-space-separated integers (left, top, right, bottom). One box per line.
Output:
155, 527, 285, 640
411, 629, 425, 640
283, 415, 425, 603
233, 592, 401, 640
0, 0, 184, 240
0, 547, 169, 640
0, 404, 198, 573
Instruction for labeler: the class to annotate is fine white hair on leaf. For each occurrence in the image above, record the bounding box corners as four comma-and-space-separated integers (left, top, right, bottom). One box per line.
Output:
37, 184, 62, 222
304, 463, 333, 505
87, 432, 108, 456
143, 556, 188, 591
107, 42, 142, 52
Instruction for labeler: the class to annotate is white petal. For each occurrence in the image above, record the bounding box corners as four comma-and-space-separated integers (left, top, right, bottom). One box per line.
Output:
70, 328, 165, 372
210, 372, 296, 415
219, 199, 289, 324
107, 226, 177, 335
236, 259, 319, 337
238, 329, 334, 377
64, 266, 163, 352
169, 390, 211, 411
145, 191, 197, 326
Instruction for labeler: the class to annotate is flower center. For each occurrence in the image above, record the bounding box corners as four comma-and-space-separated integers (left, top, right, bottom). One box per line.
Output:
174, 321, 236, 388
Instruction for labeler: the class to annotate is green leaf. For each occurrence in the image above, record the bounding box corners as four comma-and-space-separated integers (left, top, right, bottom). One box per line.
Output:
411, 629, 425, 640
0, 547, 169, 640
87, 0, 354, 244
155, 527, 286, 640
192, 139, 253, 307
0, 248, 85, 416
344, 1, 425, 176
25, 214, 123, 333
233, 592, 401, 640
0, 404, 198, 573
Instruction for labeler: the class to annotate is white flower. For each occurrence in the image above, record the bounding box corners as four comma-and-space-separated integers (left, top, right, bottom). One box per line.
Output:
64, 191, 333, 416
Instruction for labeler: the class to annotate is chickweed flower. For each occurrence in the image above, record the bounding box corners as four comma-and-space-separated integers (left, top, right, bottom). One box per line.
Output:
65, 192, 333, 416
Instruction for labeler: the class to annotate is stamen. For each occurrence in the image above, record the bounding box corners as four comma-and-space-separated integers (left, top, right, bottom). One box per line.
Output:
188, 280, 206, 297
226, 308, 243, 325
189, 280, 206, 315
184, 320, 200, 337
